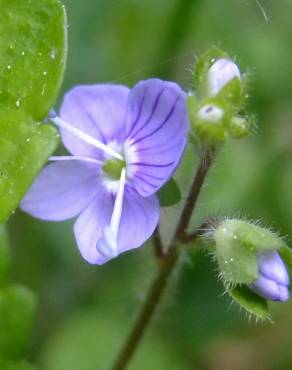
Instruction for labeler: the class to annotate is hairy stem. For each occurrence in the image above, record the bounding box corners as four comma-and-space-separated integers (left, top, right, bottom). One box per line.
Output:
110, 148, 215, 370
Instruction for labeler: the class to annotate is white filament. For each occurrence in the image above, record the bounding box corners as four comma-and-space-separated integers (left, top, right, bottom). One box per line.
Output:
49, 156, 103, 165
51, 116, 123, 160
97, 168, 126, 258
110, 167, 126, 236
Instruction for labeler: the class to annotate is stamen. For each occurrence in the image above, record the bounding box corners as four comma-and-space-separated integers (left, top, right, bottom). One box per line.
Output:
96, 167, 126, 258
50, 115, 123, 160
110, 167, 126, 236
49, 156, 102, 165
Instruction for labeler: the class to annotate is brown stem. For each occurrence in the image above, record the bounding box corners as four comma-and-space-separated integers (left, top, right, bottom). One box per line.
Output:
173, 148, 215, 242
153, 227, 165, 258
110, 149, 215, 370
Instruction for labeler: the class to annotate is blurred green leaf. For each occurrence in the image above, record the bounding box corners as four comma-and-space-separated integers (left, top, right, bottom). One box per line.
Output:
0, 358, 37, 370
228, 285, 270, 321
0, 225, 10, 286
0, 0, 67, 222
0, 285, 37, 359
157, 178, 181, 207
41, 306, 186, 370
0, 0, 67, 120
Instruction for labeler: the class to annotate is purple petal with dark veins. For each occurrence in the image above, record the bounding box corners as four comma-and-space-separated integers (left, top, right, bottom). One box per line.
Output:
74, 186, 159, 265
20, 161, 100, 221
59, 84, 129, 158
125, 79, 188, 197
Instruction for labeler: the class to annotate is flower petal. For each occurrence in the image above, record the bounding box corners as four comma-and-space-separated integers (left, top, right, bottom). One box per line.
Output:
257, 251, 290, 286
125, 79, 188, 196
249, 273, 289, 302
74, 186, 159, 265
59, 84, 129, 157
20, 161, 100, 221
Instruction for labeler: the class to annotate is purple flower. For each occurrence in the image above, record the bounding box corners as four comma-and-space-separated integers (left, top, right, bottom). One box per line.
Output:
20, 79, 188, 265
249, 251, 290, 301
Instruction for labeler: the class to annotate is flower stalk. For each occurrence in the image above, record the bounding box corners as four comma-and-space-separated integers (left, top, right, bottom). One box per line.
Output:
110, 148, 215, 370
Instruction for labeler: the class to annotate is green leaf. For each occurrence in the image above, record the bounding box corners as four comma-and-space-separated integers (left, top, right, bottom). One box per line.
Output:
0, 0, 67, 222
228, 285, 270, 321
0, 225, 10, 286
0, 109, 59, 222
157, 178, 181, 207
0, 285, 37, 359
0, 0, 67, 120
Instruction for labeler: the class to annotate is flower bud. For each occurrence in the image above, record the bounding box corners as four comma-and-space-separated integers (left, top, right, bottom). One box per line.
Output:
212, 219, 292, 318
197, 104, 224, 122
248, 251, 290, 301
208, 58, 241, 96
228, 116, 250, 138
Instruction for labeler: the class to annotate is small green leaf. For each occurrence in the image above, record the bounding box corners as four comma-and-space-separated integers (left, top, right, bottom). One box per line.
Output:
0, 225, 10, 285
0, 285, 37, 359
157, 178, 181, 207
0, 109, 59, 222
0, 0, 67, 222
229, 285, 270, 321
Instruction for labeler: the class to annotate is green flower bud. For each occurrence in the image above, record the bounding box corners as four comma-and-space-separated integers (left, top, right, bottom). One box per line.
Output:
228, 116, 250, 138
210, 219, 292, 319
189, 47, 252, 145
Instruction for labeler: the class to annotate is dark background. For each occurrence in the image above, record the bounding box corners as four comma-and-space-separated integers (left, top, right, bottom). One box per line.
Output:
8, 1, 292, 369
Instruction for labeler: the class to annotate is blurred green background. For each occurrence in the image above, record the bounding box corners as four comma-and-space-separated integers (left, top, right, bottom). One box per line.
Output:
6, 0, 292, 369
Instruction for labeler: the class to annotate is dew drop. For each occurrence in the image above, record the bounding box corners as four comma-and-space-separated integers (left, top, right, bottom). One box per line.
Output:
7, 65, 12, 70
16, 98, 21, 108
41, 84, 47, 96
50, 47, 57, 60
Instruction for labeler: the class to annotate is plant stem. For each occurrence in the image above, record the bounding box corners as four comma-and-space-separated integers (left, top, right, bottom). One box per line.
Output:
110, 148, 215, 370
153, 227, 165, 258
